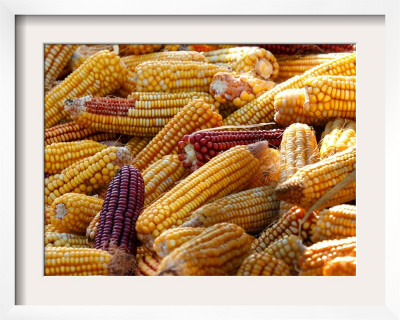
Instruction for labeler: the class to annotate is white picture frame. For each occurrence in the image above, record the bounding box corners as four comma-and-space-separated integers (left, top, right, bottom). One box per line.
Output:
1, 1, 399, 319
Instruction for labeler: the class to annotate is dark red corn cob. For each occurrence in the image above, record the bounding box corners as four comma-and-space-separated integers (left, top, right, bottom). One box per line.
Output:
242, 44, 356, 55
177, 129, 284, 172
94, 165, 145, 255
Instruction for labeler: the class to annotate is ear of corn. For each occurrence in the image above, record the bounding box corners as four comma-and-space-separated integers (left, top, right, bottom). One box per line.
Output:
143, 154, 188, 207
86, 211, 100, 242
274, 76, 356, 126
45, 232, 91, 248
136, 252, 162, 276
134, 60, 228, 93
125, 137, 151, 158
322, 256, 356, 276
44, 121, 117, 146
49, 193, 104, 235
247, 147, 281, 189
45, 50, 128, 129
204, 47, 279, 80
209, 72, 276, 108
162, 44, 236, 52
178, 129, 283, 172
181, 185, 280, 234
153, 227, 205, 258
275, 146, 356, 210
136, 142, 269, 248
237, 252, 291, 276
311, 204, 356, 243
45, 140, 107, 174
248, 44, 355, 55
94, 165, 144, 255
44, 146, 132, 205
133, 98, 223, 172
251, 206, 318, 254
68, 44, 115, 72
299, 237, 356, 276
223, 52, 356, 126
118, 44, 162, 56
320, 119, 356, 159
156, 223, 253, 276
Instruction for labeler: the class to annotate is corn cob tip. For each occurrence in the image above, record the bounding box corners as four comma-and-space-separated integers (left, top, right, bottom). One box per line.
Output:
114, 147, 133, 167
247, 141, 270, 159
255, 58, 273, 79
180, 216, 203, 228
107, 247, 137, 276
275, 181, 303, 204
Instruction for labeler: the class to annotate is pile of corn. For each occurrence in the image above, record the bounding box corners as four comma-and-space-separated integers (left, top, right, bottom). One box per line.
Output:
44, 43, 356, 276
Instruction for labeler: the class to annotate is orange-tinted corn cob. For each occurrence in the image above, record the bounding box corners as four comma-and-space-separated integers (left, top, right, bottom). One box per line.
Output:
275, 146, 356, 210
68, 45, 115, 71
45, 232, 90, 248
299, 237, 356, 276
134, 61, 228, 93
65, 93, 217, 137
311, 204, 356, 243
136, 142, 269, 248
274, 76, 356, 126
181, 185, 280, 234
251, 206, 317, 253
265, 235, 306, 274
49, 193, 104, 235
125, 136, 151, 158
153, 227, 205, 258
156, 223, 253, 276
45, 247, 111, 276
276, 53, 349, 82
45, 140, 107, 174
209, 72, 276, 108
44, 44, 77, 92
133, 98, 223, 172
136, 252, 162, 276
45, 50, 128, 129
249, 44, 356, 55
44, 121, 117, 146
322, 256, 356, 276
118, 44, 162, 56
237, 252, 291, 276
143, 154, 188, 207
247, 147, 281, 189
121, 51, 206, 72
320, 119, 356, 159
223, 52, 356, 126
278, 123, 320, 216
86, 211, 100, 241
178, 129, 283, 172
204, 47, 279, 80
136, 245, 152, 260
44, 146, 132, 205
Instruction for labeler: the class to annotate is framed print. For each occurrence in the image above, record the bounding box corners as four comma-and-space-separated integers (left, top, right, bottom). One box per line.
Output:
1, 1, 399, 319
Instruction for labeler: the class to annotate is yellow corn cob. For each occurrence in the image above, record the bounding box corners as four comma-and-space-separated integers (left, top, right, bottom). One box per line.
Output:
118, 44, 162, 56
136, 252, 162, 276
320, 119, 356, 159
134, 61, 228, 92
45, 205, 52, 225
265, 235, 306, 274
251, 206, 317, 253
156, 223, 253, 276
44, 121, 117, 146
278, 123, 320, 217
125, 137, 151, 158
86, 211, 100, 241
68, 45, 115, 71
209, 72, 276, 108
45, 140, 107, 174
275, 146, 356, 210
65, 92, 217, 137
181, 185, 280, 234
322, 256, 356, 276
45, 247, 111, 276
136, 245, 152, 260
45, 50, 128, 129
49, 193, 104, 235
311, 204, 356, 243
45, 232, 90, 248
44, 146, 132, 205
45, 224, 58, 233
136, 142, 269, 248
237, 252, 291, 276
133, 98, 223, 172
113, 70, 137, 98
204, 47, 279, 80
299, 237, 356, 276
121, 51, 206, 72
223, 52, 356, 126
143, 154, 188, 207
274, 76, 356, 126
276, 53, 349, 82
44, 44, 77, 92
247, 147, 281, 189
153, 227, 205, 258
